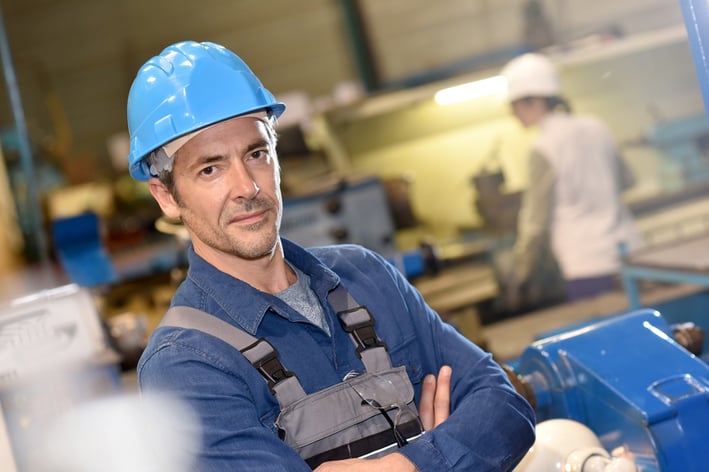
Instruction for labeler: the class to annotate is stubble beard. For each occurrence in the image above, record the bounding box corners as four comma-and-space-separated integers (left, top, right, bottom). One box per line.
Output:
181, 196, 281, 261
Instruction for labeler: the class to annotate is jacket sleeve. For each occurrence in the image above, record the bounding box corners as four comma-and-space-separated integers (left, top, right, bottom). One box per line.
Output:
365, 251, 537, 471
138, 330, 314, 472
513, 150, 555, 282
617, 153, 636, 192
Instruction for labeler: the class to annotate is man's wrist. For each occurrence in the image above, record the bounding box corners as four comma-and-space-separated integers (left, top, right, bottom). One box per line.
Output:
373, 452, 417, 472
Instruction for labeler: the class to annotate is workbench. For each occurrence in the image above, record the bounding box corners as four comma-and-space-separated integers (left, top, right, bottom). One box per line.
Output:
621, 233, 709, 309
481, 234, 709, 363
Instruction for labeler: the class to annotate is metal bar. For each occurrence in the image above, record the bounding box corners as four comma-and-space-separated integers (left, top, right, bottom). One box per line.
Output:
621, 263, 709, 309
382, 45, 529, 90
619, 242, 641, 309
337, 0, 381, 92
680, 0, 709, 123
0, 1, 51, 270
621, 265, 709, 287
621, 270, 642, 310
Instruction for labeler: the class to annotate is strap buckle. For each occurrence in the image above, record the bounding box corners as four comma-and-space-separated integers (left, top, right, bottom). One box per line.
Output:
243, 339, 295, 390
338, 307, 387, 356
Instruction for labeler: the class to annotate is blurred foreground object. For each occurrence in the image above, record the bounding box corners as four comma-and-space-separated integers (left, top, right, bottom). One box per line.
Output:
514, 419, 636, 472
0, 284, 201, 471
35, 392, 200, 472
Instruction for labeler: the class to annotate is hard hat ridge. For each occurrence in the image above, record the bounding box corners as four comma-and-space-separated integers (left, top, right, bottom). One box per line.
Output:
126, 40, 286, 181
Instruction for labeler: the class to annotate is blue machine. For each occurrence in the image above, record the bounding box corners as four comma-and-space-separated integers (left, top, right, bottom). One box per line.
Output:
280, 176, 398, 258
513, 309, 709, 471
52, 212, 118, 287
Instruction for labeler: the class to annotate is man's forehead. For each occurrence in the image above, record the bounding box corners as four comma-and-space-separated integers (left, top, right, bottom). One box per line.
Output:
163, 111, 270, 157
183, 118, 271, 155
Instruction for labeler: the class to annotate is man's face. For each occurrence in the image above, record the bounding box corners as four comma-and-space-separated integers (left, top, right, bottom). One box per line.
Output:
510, 97, 546, 128
150, 116, 282, 262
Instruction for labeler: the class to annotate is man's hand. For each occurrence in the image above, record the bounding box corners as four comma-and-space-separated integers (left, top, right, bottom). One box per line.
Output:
313, 453, 415, 471
419, 365, 451, 430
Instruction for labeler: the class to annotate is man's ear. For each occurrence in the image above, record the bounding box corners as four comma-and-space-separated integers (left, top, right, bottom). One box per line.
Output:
148, 178, 180, 220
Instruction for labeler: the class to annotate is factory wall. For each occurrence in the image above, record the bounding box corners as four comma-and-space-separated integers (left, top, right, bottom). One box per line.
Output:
0, 0, 352, 181
0, 0, 689, 184
0, 0, 702, 265
359, 0, 683, 85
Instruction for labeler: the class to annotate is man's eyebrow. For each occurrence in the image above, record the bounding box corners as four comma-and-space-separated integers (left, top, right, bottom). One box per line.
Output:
184, 138, 271, 171
189, 153, 224, 170
245, 139, 270, 153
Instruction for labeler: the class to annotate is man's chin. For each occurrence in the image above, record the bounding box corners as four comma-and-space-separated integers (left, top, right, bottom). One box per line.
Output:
230, 233, 280, 261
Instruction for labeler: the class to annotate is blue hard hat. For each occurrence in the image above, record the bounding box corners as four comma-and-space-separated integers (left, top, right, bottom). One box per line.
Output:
126, 41, 286, 181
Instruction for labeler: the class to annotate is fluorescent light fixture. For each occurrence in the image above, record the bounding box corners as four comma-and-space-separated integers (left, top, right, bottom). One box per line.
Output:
434, 76, 507, 105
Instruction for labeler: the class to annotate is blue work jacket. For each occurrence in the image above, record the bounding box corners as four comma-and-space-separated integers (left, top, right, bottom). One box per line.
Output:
138, 238, 535, 471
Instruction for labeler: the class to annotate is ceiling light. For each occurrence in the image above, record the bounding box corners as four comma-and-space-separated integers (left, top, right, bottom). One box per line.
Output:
434, 76, 507, 105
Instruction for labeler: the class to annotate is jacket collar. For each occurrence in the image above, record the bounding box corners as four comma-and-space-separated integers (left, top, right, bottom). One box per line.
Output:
184, 237, 340, 334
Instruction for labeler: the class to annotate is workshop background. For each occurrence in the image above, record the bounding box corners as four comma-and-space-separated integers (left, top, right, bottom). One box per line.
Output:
0, 0, 707, 361
1, 1, 709, 470
0, 0, 705, 256
0, 0, 707, 346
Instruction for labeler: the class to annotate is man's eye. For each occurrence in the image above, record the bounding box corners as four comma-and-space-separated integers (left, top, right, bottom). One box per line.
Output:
200, 166, 216, 176
250, 150, 267, 160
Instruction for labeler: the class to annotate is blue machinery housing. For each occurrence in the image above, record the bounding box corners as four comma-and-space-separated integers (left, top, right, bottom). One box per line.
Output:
514, 306, 709, 471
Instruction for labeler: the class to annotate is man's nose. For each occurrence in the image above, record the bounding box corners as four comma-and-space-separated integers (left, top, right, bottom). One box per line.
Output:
228, 164, 260, 199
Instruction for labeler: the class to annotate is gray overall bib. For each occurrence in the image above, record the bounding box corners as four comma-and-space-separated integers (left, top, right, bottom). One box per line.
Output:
159, 285, 423, 468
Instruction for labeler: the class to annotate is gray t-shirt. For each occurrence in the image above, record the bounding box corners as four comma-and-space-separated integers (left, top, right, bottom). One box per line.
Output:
275, 264, 331, 336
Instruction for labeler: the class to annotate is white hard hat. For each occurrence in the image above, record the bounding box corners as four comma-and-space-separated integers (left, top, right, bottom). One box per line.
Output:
501, 53, 560, 102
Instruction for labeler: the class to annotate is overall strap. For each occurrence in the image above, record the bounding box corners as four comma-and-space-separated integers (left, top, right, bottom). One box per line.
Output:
160, 306, 306, 406
159, 283, 392, 407
328, 285, 392, 373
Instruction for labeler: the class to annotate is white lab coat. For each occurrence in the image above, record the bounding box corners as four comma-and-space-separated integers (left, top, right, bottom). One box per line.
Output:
515, 111, 642, 280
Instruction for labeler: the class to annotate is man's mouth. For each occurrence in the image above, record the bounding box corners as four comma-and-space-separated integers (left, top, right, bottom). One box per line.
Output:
230, 209, 268, 225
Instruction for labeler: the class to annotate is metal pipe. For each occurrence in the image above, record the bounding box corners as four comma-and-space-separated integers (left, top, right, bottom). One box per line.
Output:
0, 1, 51, 272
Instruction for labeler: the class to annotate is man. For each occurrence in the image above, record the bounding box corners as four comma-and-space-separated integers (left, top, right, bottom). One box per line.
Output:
128, 40, 535, 471
501, 53, 642, 302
